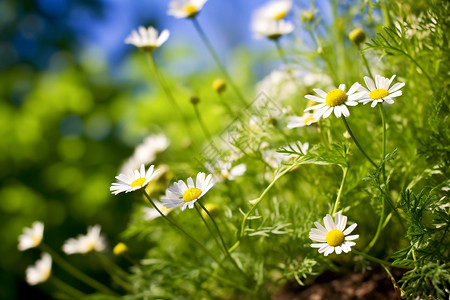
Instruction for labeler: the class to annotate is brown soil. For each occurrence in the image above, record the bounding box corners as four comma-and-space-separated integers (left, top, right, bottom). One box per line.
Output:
274, 268, 404, 300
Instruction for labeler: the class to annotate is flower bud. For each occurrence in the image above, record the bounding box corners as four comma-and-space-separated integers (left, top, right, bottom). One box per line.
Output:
190, 96, 200, 105
113, 243, 128, 256
212, 78, 227, 94
301, 11, 315, 23
349, 28, 366, 45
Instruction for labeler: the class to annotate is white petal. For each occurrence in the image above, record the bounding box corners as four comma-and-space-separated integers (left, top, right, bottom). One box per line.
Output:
347, 82, 360, 95
345, 234, 359, 241
323, 214, 336, 231
312, 105, 328, 120
341, 105, 350, 117
309, 234, 327, 242
323, 107, 334, 118
314, 222, 328, 234
338, 84, 345, 91
388, 82, 405, 93
364, 76, 375, 91
311, 243, 327, 248
324, 247, 335, 256
337, 214, 347, 231
313, 88, 328, 98
335, 246, 342, 254
389, 90, 402, 98
187, 177, 195, 189
304, 103, 326, 112
343, 223, 357, 235
334, 106, 342, 118
305, 95, 325, 103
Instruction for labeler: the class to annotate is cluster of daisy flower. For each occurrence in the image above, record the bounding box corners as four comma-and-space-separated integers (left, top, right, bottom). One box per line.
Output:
18, 221, 108, 286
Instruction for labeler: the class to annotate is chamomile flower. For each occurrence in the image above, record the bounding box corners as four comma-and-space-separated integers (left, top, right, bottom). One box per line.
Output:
253, 0, 293, 21
26, 252, 52, 285
287, 113, 317, 129
62, 225, 106, 255
358, 75, 405, 107
110, 164, 159, 195
18, 221, 44, 251
125, 26, 170, 51
216, 161, 247, 181
309, 213, 359, 256
304, 83, 364, 119
168, 0, 208, 19
252, 19, 294, 40
161, 172, 214, 211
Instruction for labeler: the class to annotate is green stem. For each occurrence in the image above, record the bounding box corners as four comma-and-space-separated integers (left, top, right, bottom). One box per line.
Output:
191, 18, 247, 106
94, 252, 133, 293
274, 40, 301, 92
145, 52, 195, 143
194, 204, 222, 252
197, 201, 250, 281
240, 163, 297, 238
193, 103, 212, 140
40, 244, 119, 296
360, 49, 374, 78
353, 250, 411, 269
332, 167, 349, 215
218, 93, 234, 115
49, 276, 86, 299
199, 269, 255, 294
341, 117, 377, 168
379, 105, 387, 181
142, 191, 221, 266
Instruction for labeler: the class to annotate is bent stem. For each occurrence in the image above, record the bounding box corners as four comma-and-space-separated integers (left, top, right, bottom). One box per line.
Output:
191, 18, 247, 106
49, 276, 86, 299
332, 167, 349, 215
142, 191, 221, 266
94, 252, 133, 293
342, 117, 377, 168
197, 201, 250, 281
240, 163, 297, 238
353, 249, 411, 270
40, 243, 119, 296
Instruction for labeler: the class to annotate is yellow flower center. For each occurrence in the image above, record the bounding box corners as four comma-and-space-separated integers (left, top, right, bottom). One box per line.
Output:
274, 11, 288, 20
326, 229, 345, 247
369, 88, 389, 100
184, 4, 198, 16
113, 243, 128, 256
325, 89, 348, 107
130, 177, 146, 188
32, 235, 42, 246
304, 117, 315, 125
182, 188, 202, 202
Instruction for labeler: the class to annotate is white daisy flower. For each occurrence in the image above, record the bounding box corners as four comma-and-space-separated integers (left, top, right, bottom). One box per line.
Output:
252, 19, 294, 40
110, 164, 159, 195
216, 160, 247, 181
119, 134, 169, 174
142, 201, 171, 221
125, 26, 170, 50
62, 225, 106, 255
253, 0, 292, 21
304, 83, 364, 120
309, 213, 359, 256
18, 221, 44, 251
167, 0, 208, 19
161, 172, 214, 211
287, 113, 317, 129
358, 75, 405, 107
26, 252, 52, 285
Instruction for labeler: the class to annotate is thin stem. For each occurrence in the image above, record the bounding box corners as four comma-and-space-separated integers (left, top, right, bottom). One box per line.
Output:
240, 163, 297, 238
94, 252, 133, 293
199, 269, 255, 294
142, 191, 221, 265
341, 117, 377, 168
217, 93, 234, 115
191, 18, 247, 106
197, 201, 250, 281
274, 40, 302, 92
360, 49, 374, 78
49, 276, 86, 299
145, 52, 195, 142
40, 244, 119, 296
193, 103, 212, 140
352, 250, 411, 269
379, 105, 387, 181
194, 204, 222, 252
332, 167, 349, 215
